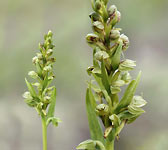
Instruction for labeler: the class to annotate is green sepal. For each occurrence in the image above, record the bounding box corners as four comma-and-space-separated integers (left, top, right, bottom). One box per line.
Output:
115, 120, 125, 136
128, 105, 145, 115
76, 140, 106, 150
46, 117, 61, 127
109, 114, 121, 127
86, 87, 105, 144
131, 95, 147, 108
126, 115, 140, 124
24, 99, 37, 107
118, 110, 137, 121
110, 86, 121, 94
76, 139, 96, 149
119, 59, 136, 71
115, 71, 141, 113
92, 21, 104, 34
104, 126, 113, 138
25, 78, 37, 98
112, 80, 125, 87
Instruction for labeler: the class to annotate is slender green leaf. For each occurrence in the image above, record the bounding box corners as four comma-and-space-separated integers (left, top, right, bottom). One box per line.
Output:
86, 88, 105, 144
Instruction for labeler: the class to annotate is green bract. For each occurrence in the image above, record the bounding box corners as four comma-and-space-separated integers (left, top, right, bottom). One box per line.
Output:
23, 31, 61, 150
77, 0, 147, 150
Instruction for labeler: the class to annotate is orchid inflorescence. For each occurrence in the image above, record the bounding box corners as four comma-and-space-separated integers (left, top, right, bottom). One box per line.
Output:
77, 0, 147, 150
23, 31, 61, 150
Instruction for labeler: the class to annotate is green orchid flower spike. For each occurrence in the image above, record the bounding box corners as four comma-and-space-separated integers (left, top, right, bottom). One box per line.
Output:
23, 30, 61, 150
77, 0, 147, 150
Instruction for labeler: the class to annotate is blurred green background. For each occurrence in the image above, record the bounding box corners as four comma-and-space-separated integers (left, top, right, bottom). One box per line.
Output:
0, 0, 168, 149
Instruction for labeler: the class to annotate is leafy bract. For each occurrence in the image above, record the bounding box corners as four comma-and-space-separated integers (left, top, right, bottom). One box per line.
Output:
115, 71, 141, 113
47, 87, 57, 120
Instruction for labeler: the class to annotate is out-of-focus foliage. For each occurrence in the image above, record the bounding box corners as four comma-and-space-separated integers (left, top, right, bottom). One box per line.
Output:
0, 0, 168, 150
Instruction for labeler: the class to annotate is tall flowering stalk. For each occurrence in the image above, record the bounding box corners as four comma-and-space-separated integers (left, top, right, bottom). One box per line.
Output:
23, 31, 61, 150
77, 0, 147, 150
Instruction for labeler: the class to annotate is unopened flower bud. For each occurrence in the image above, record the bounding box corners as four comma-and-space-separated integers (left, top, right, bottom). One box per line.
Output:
37, 53, 43, 59
95, 104, 109, 116
32, 56, 39, 64
48, 57, 56, 63
28, 71, 38, 79
89, 12, 101, 22
95, 51, 109, 61
47, 49, 53, 56
48, 30, 53, 37
120, 34, 129, 51
44, 65, 52, 72
95, 0, 102, 11
48, 75, 54, 80
23, 91, 32, 99
108, 5, 117, 16
110, 30, 120, 40
92, 21, 104, 34
86, 33, 99, 44
107, 5, 121, 26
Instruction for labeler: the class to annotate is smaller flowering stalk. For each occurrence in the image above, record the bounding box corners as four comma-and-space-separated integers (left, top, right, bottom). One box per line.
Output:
77, 0, 147, 150
23, 31, 61, 150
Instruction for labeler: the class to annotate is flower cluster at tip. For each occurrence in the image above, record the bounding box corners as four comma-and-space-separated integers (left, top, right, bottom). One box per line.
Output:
77, 0, 147, 149
23, 31, 61, 127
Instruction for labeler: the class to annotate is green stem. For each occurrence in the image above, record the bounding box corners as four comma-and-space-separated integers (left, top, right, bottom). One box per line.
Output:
106, 140, 114, 150
41, 116, 47, 150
